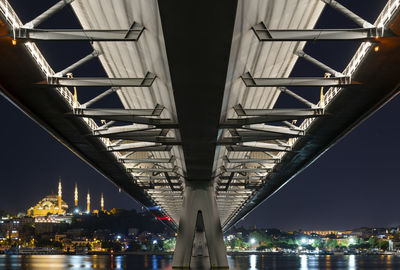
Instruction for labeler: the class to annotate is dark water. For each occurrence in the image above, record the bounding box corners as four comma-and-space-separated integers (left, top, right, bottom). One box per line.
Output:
1, 254, 400, 269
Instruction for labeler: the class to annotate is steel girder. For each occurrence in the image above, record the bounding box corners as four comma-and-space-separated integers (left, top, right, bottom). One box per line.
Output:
241, 72, 357, 87
226, 142, 291, 152
252, 22, 394, 41
223, 156, 279, 164
120, 157, 176, 164
233, 104, 322, 117
74, 105, 165, 117
219, 125, 304, 144
221, 110, 322, 126
79, 114, 178, 128
37, 72, 156, 87
127, 167, 177, 173
93, 126, 167, 137
107, 142, 173, 152
12, 24, 144, 41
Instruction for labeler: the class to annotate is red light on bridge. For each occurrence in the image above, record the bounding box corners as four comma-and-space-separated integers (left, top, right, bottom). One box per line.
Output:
157, 216, 172, 221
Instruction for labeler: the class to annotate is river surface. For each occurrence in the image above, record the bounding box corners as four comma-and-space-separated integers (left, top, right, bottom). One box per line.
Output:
1, 254, 400, 269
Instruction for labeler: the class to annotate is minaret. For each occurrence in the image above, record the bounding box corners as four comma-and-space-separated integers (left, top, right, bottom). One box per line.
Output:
101, 193, 104, 212
74, 183, 78, 207
58, 178, 62, 213
87, 190, 90, 213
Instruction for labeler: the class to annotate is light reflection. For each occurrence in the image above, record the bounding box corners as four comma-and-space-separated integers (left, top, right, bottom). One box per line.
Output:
348, 255, 355, 270
152, 255, 158, 269
144, 255, 148, 269
325, 254, 331, 270
308, 255, 318, 269
387, 255, 392, 266
115, 255, 123, 269
300, 255, 308, 270
249, 254, 257, 269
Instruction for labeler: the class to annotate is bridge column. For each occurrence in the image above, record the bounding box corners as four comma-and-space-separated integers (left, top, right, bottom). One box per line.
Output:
172, 181, 228, 268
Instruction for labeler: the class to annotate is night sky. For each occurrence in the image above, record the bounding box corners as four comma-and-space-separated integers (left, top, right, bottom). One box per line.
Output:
1, 0, 398, 231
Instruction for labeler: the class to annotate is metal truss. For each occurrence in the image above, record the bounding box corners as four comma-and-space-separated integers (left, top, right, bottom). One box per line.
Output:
120, 156, 176, 164
10, 0, 144, 42
226, 142, 291, 152
222, 167, 271, 173
252, 22, 393, 41
220, 107, 323, 127
74, 106, 164, 118
38, 72, 156, 87
223, 156, 279, 164
136, 176, 180, 181
107, 142, 173, 152
241, 72, 356, 87
93, 126, 167, 136
13, 26, 144, 42
73, 110, 178, 127
127, 167, 177, 173
228, 126, 303, 139
233, 104, 321, 117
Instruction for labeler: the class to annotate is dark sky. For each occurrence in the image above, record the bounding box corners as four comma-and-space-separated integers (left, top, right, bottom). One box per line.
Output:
1, 0, 398, 231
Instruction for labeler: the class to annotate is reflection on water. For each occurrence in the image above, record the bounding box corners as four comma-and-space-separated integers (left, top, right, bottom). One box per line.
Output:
1, 254, 400, 269
250, 254, 256, 269
349, 254, 356, 270
300, 254, 307, 270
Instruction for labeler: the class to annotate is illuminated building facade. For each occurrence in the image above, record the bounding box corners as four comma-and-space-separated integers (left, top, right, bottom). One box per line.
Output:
101, 193, 104, 212
74, 183, 78, 207
87, 191, 90, 213
27, 179, 105, 216
27, 179, 68, 217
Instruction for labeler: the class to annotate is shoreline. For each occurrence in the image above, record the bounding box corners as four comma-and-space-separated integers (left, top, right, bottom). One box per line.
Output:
1, 250, 398, 256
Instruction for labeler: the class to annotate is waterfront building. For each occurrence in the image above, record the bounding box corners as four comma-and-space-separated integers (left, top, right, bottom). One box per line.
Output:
27, 179, 68, 217
302, 230, 339, 236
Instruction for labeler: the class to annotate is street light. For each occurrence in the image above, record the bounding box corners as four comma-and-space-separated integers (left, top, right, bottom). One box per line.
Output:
250, 238, 256, 245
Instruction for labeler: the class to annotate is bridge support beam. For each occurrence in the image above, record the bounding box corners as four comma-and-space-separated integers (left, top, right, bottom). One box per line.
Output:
172, 181, 228, 269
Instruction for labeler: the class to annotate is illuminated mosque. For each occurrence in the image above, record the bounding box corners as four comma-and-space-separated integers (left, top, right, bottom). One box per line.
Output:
27, 179, 105, 217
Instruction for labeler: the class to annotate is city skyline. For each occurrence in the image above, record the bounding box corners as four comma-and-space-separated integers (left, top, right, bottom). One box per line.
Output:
0, 172, 129, 215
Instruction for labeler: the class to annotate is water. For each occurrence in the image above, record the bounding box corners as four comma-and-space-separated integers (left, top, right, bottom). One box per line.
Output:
1, 254, 400, 269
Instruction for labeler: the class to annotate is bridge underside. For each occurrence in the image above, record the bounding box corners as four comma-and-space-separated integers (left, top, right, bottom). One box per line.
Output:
1, 0, 400, 268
